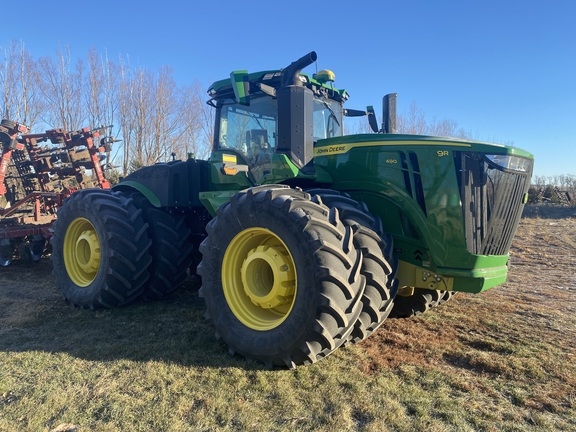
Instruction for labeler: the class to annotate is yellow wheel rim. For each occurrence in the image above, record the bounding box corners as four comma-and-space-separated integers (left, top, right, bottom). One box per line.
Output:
222, 227, 297, 331
63, 217, 101, 287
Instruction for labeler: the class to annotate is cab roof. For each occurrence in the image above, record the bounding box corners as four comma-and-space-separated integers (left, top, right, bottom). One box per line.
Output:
207, 69, 350, 103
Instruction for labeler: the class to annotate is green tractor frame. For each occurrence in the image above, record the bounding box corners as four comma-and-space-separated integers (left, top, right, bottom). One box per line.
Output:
51, 51, 534, 367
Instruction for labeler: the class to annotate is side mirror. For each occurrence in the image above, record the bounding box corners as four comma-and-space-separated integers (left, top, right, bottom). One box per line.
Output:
367, 106, 379, 133
343, 107, 379, 133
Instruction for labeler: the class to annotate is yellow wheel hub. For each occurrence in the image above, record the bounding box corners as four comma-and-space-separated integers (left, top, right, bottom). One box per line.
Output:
222, 228, 297, 331
63, 217, 101, 287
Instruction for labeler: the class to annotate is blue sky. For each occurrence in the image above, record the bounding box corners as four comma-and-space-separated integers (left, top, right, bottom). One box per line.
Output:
2, 0, 574, 177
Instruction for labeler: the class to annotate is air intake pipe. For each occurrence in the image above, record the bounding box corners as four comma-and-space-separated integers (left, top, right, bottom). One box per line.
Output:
281, 51, 317, 87
277, 52, 317, 171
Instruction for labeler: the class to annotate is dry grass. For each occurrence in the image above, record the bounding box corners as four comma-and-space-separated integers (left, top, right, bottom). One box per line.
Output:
1, 210, 575, 431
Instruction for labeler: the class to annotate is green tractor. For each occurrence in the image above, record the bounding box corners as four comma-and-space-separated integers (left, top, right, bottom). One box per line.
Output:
51, 51, 534, 367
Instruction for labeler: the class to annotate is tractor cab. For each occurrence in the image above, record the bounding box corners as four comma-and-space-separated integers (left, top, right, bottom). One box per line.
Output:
207, 52, 347, 183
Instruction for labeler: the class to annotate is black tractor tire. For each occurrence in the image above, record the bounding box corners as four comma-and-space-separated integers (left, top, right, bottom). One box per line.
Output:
125, 192, 195, 301
197, 185, 365, 368
52, 189, 152, 309
390, 288, 456, 318
308, 189, 397, 344
183, 207, 212, 279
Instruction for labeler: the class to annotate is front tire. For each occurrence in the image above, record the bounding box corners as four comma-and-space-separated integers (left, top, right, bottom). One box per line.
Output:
308, 189, 397, 344
52, 189, 152, 309
198, 185, 365, 367
390, 288, 456, 318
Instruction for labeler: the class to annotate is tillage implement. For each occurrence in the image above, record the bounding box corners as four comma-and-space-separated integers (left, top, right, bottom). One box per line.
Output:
1, 120, 111, 266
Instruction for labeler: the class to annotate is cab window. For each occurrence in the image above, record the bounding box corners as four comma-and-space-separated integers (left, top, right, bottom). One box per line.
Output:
217, 97, 277, 165
313, 97, 343, 140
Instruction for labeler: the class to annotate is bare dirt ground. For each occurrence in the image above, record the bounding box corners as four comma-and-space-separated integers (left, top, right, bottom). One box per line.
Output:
358, 206, 576, 424
363, 205, 576, 369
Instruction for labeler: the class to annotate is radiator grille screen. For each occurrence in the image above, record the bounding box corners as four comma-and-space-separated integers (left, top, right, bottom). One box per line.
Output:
456, 152, 533, 255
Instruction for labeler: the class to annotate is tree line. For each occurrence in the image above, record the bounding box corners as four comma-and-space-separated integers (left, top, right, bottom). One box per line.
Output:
1, 42, 213, 176
532, 174, 576, 190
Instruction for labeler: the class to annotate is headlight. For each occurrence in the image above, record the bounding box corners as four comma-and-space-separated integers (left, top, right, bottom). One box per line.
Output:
484, 154, 532, 172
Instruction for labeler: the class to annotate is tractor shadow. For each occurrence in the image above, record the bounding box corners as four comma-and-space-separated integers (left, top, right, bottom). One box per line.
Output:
0, 258, 265, 371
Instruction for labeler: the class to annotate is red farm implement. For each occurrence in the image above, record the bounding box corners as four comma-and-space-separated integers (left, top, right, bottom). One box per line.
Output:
0, 119, 113, 266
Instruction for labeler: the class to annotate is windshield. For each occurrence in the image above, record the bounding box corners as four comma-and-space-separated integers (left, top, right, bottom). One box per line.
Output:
313, 97, 343, 140
217, 97, 277, 164
216, 94, 343, 164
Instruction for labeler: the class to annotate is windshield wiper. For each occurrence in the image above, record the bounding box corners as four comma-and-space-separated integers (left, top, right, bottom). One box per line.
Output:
322, 100, 340, 126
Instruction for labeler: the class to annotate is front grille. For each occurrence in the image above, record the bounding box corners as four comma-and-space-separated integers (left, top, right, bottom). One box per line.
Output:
456, 152, 533, 255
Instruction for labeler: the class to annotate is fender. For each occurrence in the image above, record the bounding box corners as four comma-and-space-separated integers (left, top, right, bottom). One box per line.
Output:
113, 159, 210, 208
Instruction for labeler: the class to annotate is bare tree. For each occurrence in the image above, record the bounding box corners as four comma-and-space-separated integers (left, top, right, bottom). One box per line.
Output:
38, 46, 85, 130
116, 62, 212, 173
130, 67, 153, 170
0, 42, 43, 128
85, 48, 120, 173
181, 81, 213, 160
3, 44, 216, 175
0, 42, 18, 120
147, 66, 181, 164
16, 43, 43, 128
396, 102, 472, 138
398, 102, 428, 134
177, 85, 201, 158
86, 49, 104, 129
117, 55, 134, 175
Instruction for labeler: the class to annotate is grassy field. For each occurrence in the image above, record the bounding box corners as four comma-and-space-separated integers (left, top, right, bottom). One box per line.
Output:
1, 209, 575, 431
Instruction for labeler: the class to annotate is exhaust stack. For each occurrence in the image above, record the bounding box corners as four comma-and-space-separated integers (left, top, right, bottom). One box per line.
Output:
382, 93, 397, 134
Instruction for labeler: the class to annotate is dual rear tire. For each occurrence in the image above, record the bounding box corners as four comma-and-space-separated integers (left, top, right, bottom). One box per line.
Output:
52, 189, 196, 309
52, 189, 152, 309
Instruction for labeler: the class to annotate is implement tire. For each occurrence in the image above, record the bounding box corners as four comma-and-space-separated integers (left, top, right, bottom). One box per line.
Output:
198, 185, 364, 368
390, 289, 456, 318
126, 192, 195, 301
308, 189, 397, 344
52, 189, 152, 309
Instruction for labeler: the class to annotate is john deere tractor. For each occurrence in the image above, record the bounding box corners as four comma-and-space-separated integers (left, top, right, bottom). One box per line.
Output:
52, 51, 534, 367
